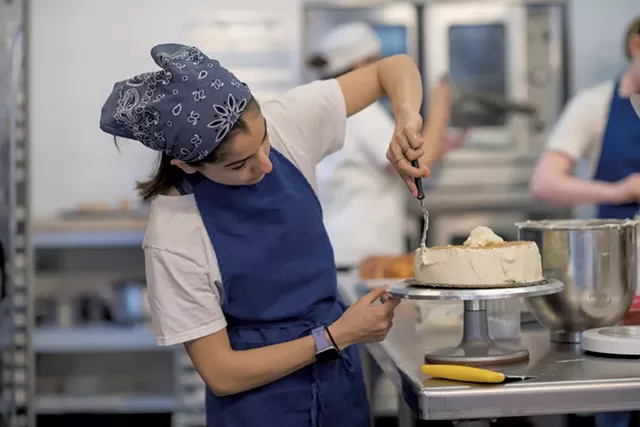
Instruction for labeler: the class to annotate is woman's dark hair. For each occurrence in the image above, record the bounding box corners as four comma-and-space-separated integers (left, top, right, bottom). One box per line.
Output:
624, 16, 640, 60
130, 96, 260, 200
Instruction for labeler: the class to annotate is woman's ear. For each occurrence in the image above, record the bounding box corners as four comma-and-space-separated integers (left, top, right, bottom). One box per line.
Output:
170, 158, 198, 174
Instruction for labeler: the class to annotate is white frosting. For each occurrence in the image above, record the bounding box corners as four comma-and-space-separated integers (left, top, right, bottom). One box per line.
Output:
415, 227, 543, 286
463, 226, 504, 247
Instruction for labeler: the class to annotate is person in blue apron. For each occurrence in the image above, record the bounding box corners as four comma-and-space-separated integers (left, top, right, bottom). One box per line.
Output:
99, 43, 429, 426
531, 17, 640, 427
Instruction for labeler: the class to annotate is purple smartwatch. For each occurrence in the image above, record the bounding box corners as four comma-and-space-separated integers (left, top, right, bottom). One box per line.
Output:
311, 326, 340, 363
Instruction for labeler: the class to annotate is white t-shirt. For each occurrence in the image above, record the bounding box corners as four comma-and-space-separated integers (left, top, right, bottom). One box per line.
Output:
316, 102, 406, 266
546, 81, 614, 178
143, 80, 347, 346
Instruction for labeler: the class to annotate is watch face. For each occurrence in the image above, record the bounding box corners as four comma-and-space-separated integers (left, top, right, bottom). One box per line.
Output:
316, 347, 340, 364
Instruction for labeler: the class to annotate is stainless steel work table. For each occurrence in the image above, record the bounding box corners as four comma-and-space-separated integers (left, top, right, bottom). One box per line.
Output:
337, 275, 640, 426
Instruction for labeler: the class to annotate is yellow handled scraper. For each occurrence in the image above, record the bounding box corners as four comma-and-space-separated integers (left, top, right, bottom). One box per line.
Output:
421, 364, 535, 384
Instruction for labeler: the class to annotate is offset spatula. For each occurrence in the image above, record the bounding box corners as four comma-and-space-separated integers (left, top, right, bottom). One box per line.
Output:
411, 160, 428, 249
421, 364, 535, 384
411, 160, 425, 203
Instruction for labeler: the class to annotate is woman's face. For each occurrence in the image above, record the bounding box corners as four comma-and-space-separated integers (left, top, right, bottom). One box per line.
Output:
173, 111, 273, 186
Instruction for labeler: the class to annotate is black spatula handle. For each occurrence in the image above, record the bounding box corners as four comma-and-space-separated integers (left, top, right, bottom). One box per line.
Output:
411, 159, 424, 200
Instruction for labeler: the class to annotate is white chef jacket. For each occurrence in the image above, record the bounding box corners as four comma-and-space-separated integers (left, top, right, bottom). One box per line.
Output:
316, 101, 407, 266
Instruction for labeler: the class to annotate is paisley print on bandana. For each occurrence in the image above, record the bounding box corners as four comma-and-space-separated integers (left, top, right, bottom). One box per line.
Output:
99, 44, 251, 163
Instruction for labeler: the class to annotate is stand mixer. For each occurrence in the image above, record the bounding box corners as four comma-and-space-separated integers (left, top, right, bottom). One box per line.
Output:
516, 219, 638, 351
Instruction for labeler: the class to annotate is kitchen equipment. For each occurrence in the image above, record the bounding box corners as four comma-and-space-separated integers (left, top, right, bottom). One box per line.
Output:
421, 364, 535, 384
416, 300, 463, 331
447, 69, 535, 114
1, 11, 32, 426
72, 293, 112, 325
412, 160, 425, 203
421, 0, 566, 197
452, 91, 543, 131
581, 326, 640, 356
106, 279, 149, 325
486, 298, 521, 341
516, 219, 638, 343
449, 77, 541, 129
34, 296, 58, 326
411, 159, 429, 249
424, 0, 566, 157
455, 91, 537, 117
388, 278, 563, 365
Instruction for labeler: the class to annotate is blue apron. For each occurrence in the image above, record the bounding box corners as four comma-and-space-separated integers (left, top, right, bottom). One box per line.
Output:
592, 79, 638, 427
181, 148, 371, 427
594, 79, 640, 219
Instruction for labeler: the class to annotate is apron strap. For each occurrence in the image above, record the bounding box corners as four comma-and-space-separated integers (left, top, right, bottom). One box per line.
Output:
175, 177, 194, 195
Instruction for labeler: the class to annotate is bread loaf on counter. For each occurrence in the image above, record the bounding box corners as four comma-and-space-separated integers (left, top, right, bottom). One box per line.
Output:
359, 254, 414, 279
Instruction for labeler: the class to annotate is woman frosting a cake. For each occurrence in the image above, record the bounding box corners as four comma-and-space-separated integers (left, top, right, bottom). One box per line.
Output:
99, 43, 429, 426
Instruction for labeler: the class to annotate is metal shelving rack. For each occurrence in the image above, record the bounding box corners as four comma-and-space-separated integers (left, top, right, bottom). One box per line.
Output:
29, 228, 182, 418
1, 0, 33, 424
173, 349, 205, 427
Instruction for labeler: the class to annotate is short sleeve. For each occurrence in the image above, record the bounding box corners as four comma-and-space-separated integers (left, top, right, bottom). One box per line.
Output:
265, 79, 347, 166
145, 248, 227, 346
546, 90, 601, 160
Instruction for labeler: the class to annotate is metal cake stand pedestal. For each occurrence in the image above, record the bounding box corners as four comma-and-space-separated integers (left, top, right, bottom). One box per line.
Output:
388, 279, 564, 365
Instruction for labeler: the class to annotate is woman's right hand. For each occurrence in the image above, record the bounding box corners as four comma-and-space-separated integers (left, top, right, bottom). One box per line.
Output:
328, 286, 400, 349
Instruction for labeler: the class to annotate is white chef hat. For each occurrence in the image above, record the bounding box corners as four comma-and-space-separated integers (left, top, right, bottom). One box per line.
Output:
632, 94, 640, 120
308, 22, 382, 77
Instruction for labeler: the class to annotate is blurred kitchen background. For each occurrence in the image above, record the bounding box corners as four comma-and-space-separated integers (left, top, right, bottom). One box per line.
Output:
1, 0, 639, 426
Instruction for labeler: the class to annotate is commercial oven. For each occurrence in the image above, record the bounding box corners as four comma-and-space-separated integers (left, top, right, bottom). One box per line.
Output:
423, 0, 568, 189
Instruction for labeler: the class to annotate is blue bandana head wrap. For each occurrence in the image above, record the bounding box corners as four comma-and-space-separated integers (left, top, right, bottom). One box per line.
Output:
100, 43, 252, 162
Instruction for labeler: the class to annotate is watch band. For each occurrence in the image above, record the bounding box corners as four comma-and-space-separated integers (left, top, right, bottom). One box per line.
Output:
311, 326, 331, 352
324, 326, 339, 350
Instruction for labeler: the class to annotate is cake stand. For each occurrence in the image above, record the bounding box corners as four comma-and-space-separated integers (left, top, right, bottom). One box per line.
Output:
388, 279, 564, 365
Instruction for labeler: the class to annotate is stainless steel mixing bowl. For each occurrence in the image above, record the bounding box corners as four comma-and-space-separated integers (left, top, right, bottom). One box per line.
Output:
516, 219, 638, 343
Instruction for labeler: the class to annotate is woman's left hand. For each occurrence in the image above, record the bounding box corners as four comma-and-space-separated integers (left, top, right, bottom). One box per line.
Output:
386, 104, 430, 197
